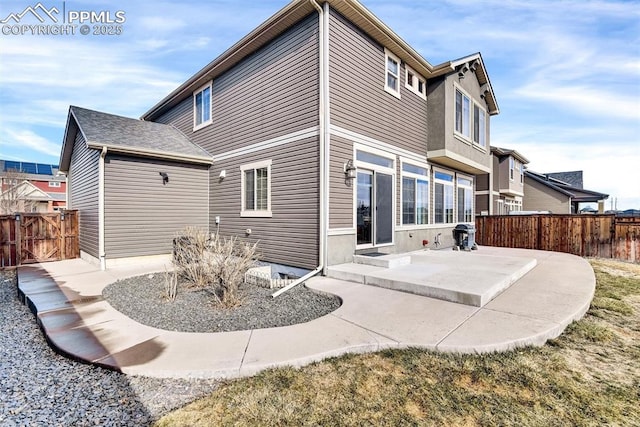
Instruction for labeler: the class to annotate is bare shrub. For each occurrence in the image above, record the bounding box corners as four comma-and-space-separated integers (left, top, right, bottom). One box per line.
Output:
208, 235, 259, 307
172, 227, 259, 307
173, 227, 211, 288
163, 268, 178, 301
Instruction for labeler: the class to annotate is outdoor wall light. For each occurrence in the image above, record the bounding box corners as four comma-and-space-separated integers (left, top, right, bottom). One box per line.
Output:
15, 213, 20, 221
219, 170, 226, 180
159, 172, 169, 185
344, 160, 357, 180
60, 212, 65, 221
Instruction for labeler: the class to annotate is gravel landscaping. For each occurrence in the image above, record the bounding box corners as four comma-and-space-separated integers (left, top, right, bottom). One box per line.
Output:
102, 273, 342, 333
0, 270, 220, 426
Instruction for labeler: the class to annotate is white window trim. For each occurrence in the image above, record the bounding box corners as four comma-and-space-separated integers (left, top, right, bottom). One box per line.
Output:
193, 81, 213, 131
400, 159, 430, 226
240, 159, 272, 218
404, 65, 426, 100
456, 173, 474, 223
384, 48, 401, 99
433, 167, 455, 225
352, 144, 396, 248
453, 83, 487, 151
509, 157, 515, 182
48, 181, 61, 188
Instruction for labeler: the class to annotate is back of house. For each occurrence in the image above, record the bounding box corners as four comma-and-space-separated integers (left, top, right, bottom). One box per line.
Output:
62, 0, 499, 271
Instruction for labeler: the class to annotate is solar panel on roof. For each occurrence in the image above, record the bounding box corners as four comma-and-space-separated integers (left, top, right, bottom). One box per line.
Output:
4, 160, 20, 172
21, 162, 37, 174
37, 164, 53, 175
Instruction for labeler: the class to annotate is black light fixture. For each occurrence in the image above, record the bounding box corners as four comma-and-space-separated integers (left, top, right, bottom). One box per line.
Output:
159, 172, 169, 185
60, 212, 65, 221
15, 213, 20, 221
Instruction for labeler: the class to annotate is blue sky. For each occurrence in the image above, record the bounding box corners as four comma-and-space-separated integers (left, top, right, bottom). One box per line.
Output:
1, 0, 638, 209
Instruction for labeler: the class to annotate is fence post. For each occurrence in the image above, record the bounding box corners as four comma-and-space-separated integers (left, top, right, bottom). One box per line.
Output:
14, 215, 21, 266
59, 212, 66, 260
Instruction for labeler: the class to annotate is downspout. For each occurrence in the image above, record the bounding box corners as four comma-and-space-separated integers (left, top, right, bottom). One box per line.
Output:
273, 0, 328, 297
99, 147, 107, 270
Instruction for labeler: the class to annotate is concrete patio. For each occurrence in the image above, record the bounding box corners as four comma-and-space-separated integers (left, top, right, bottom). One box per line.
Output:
16, 247, 595, 379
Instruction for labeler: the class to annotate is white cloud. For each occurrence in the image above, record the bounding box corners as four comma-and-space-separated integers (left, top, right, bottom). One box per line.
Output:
0, 130, 61, 158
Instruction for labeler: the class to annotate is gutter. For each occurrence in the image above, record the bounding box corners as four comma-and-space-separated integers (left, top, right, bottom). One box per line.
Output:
86, 143, 213, 165
98, 147, 107, 270
273, 0, 327, 297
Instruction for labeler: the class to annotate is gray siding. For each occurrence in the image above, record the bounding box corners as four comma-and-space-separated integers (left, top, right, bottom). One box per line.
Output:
210, 136, 320, 270
155, 14, 319, 157
523, 178, 571, 214
104, 154, 209, 258
329, 135, 354, 229
427, 73, 491, 172
328, 9, 427, 156
68, 132, 99, 258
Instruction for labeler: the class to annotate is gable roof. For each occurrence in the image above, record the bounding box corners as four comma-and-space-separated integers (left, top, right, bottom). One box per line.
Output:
59, 106, 212, 172
141, 0, 499, 121
1, 180, 52, 202
545, 171, 583, 189
525, 170, 608, 202
490, 146, 529, 164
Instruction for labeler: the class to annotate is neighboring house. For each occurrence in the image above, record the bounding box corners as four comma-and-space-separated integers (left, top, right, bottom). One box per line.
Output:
523, 170, 609, 214
60, 0, 500, 271
0, 159, 66, 214
475, 146, 529, 215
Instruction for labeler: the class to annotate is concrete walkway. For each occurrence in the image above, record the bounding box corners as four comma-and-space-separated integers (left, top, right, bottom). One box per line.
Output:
16, 247, 595, 379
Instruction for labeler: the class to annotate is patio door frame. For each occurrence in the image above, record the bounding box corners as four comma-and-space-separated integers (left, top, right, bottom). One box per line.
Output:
354, 146, 396, 250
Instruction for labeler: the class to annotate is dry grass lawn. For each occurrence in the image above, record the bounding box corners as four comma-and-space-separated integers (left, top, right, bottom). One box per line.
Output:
155, 259, 640, 426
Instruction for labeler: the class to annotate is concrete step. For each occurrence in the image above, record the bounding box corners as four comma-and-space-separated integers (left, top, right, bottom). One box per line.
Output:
327, 251, 538, 307
353, 253, 411, 268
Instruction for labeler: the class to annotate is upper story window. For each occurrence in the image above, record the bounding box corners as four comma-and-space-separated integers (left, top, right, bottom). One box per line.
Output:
405, 66, 426, 99
509, 157, 515, 181
48, 181, 61, 188
384, 48, 401, 99
520, 164, 524, 183
193, 82, 212, 130
455, 86, 487, 149
241, 160, 272, 218
473, 105, 486, 147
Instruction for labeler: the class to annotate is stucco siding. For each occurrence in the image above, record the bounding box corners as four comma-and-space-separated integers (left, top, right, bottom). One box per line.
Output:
209, 136, 320, 270
155, 14, 319, 158
68, 132, 99, 258
104, 154, 209, 258
523, 177, 571, 214
328, 8, 427, 156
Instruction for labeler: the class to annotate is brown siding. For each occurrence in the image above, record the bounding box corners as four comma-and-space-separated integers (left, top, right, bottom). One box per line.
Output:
523, 177, 571, 214
329, 135, 354, 229
68, 132, 99, 258
210, 136, 319, 270
328, 9, 427, 156
104, 154, 209, 258
476, 173, 489, 191
155, 14, 319, 157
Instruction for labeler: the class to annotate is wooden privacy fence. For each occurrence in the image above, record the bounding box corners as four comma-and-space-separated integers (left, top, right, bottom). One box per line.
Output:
0, 211, 79, 268
476, 214, 640, 263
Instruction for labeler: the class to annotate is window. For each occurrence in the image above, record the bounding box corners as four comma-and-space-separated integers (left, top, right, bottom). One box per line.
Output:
457, 176, 473, 222
434, 170, 454, 224
455, 87, 487, 149
520, 164, 524, 184
241, 160, 272, 217
405, 66, 426, 99
48, 181, 61, 188
505, 198, 522, 213
384, 49, 401, 98
473, 105, 486, 147
401, 163, 429, 225
509, 157, 515, 181
193, 82, 212, 129
356, 150, 394, 168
